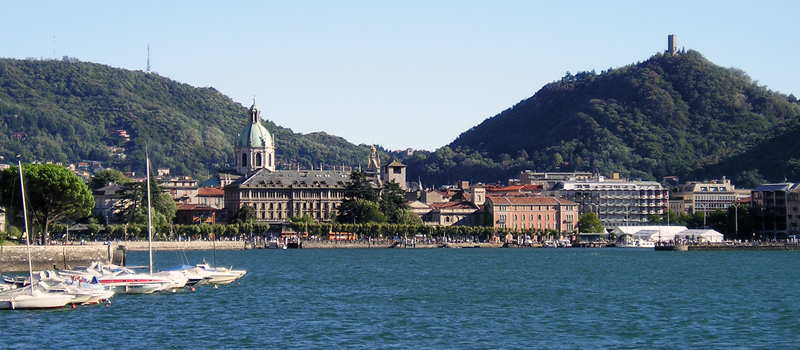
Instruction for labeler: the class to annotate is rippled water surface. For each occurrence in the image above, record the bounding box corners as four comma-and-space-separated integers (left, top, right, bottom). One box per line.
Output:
4, 248, 800, 349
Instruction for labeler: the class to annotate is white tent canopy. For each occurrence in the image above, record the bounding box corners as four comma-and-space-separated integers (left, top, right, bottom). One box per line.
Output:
674, 229, 724, 243
613, 226, 724, 243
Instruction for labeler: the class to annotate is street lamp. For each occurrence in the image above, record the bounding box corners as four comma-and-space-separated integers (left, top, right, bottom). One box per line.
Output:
733, 204, 739, 238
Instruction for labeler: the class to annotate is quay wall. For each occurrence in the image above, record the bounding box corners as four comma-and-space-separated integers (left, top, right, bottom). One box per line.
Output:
119, 241, 247, 252
688, 244, 800, 251
0, 244, 125, 272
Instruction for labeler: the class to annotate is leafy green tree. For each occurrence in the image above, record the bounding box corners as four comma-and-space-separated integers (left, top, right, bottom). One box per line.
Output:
578, 212, 604, 233
116, 175, 177, 226
338, 198, 385, 224
344, 171, 378, 201
394, 208, 423, 226
0, 163, 94, 245
337, 171, 381, 223
289, 214, 315, 224
379, 180, 410, 224
230, 205, 256, 224
89, 169, 131, 190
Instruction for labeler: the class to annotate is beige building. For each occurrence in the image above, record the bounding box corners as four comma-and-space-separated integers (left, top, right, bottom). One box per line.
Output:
223, 101, 401, 224
485, 196, 578, 234
92, 183, 127, 225
669, 177, 742, 215
161, 177, 198, 205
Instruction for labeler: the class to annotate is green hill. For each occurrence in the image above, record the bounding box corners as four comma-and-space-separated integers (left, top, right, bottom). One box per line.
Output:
0, 57, 375, 179
406, 50, 800, 188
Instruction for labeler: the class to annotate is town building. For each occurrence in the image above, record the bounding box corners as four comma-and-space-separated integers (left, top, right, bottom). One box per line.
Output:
92, 183, 127, 225
512, 171, 594, 190
420, 187, 485, 227
485, 196, 578, 234
160, 177, 198, 205
750, 183, 800, 240
222, 101, 402, 224
196, 187, 225, 209
668, 177, 746, 215
175, 204, 217, 225
550, 177, 668, 230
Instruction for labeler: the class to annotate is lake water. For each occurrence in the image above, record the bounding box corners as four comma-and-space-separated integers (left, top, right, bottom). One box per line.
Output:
3, 248, 799, 349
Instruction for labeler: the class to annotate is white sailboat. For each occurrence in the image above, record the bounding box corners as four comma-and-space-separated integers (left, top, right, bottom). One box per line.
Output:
145, 154, 187, 290
0, 156, 74, 309
64, 156, 184, 294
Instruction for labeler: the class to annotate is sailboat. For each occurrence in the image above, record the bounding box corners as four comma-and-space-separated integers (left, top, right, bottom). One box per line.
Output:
81, 155, 183, 294
0, 156, 75, 309
145, 155, 187, 290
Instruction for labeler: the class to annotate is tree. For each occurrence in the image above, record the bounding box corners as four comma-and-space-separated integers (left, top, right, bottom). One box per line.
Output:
344, 171, 378, 201
230, 205, 256, 224
578, 212, 604, 233
0, 163, 94, 245
338, 198, 385, 224
116, 175, 177, 226
379, 180, 410, 224
337, 171, 381, 223
89, 169, 131, 190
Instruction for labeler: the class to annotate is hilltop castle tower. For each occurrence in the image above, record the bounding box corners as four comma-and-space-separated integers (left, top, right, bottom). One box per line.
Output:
667, 34, 677, 55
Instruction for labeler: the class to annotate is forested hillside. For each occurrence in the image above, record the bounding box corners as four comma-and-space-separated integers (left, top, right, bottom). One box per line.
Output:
405, 50, 800, 187
0, 57, 375, 179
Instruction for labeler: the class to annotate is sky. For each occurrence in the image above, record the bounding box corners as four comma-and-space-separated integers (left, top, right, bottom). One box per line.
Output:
2, 1, 798, 151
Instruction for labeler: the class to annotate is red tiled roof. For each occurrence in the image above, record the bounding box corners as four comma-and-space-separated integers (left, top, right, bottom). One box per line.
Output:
177, 204, 216, 211
429, 201, 478, 210
487, 196, 578, 206
197, 187, 225, 196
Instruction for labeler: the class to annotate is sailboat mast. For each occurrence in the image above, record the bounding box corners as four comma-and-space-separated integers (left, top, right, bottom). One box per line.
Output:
147, 155, 153, 275
17, 156, 34, 296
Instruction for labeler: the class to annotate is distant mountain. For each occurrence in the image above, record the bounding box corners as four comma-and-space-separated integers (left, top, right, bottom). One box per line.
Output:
405, 50, 800, 188
0, 57, 377, 179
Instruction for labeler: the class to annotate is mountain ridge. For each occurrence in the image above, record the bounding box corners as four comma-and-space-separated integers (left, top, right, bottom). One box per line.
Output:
404, 50, 800, 188
0, 57, 377, 180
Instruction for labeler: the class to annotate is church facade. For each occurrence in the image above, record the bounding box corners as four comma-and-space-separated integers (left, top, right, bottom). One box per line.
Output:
222, 101, 404, 224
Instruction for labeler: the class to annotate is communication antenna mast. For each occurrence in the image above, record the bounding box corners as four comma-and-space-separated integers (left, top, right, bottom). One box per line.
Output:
53, 35, 56, 59
146, 43, 151, 74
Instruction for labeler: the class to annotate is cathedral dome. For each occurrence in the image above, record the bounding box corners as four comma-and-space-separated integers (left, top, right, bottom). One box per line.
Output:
236, 101, 273, 148
236, 122, 272, 148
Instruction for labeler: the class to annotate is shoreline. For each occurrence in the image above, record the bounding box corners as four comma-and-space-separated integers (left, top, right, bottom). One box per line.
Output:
15, 241, 800, 252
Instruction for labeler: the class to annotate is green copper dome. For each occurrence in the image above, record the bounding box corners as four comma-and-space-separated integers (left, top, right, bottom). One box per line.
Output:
236, 101, 273, 148
236, 122, 272, 148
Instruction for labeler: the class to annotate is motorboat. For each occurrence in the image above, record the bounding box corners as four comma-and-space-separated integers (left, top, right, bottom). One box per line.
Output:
162, 264, 212, 286
36, 271, 114, 305
95, 270, 173, 294
0, 283, 75, 310
193, 262, 247, 285
618, 238, 656, 248
58, 262, 172, 294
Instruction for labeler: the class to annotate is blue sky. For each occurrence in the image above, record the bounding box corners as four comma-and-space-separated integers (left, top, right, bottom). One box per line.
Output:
3, 1, 798, 151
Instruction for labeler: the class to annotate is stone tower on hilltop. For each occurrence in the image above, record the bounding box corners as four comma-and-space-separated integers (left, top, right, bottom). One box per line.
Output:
667, 34, 677, 55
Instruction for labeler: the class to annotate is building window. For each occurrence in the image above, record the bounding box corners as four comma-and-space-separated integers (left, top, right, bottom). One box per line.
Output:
241, 153, 248, 167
